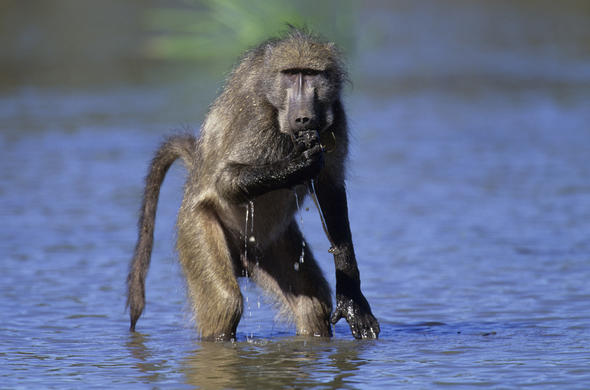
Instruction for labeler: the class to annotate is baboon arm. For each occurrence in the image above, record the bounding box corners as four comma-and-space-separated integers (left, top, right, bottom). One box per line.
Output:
216, 145, 323, 202
314, 175, 380, 339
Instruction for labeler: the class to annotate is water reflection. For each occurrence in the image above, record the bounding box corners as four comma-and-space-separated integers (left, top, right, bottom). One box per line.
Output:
126, 333, 169, 383
126, 332, 372, 389
183, 338, 369, 389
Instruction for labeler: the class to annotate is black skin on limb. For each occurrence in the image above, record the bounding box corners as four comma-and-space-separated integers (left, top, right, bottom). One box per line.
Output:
221, 133, 324, 202
288, 128, 379, 339
314, 174, 380, 339
126, 29, 379, 340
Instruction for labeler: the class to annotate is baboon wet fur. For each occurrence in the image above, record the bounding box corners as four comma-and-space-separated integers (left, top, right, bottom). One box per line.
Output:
127, 30, 379, 340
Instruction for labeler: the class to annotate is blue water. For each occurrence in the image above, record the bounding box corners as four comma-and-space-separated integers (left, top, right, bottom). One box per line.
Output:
2, 80, 589, 388
2, 2, 590, 388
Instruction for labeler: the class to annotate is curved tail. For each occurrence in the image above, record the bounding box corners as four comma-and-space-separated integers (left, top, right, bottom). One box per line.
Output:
126, 134, 197, 331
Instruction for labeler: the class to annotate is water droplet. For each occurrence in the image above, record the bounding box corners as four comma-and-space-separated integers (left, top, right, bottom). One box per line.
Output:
243, 201, 256, 269
243, 203, 250, 262
294, 190, 306, 264
249, 201, 255, 232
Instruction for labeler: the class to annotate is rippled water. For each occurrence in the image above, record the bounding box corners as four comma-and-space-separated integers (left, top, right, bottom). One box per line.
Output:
2, 81, 589, 388
2, 2, 590, 389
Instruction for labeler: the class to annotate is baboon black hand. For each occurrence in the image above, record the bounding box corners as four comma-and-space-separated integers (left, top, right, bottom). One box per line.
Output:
331, 290, 380, 339
289, 142, 324, 180
294, 129, 321, 150
289, 128, 324, 178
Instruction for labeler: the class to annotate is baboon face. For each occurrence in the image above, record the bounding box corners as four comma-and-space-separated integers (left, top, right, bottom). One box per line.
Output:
263, 38, 343, 137
275, 68, 335, 135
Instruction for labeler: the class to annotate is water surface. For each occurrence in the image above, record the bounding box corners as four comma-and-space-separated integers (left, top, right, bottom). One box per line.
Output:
2, 2, 590, 388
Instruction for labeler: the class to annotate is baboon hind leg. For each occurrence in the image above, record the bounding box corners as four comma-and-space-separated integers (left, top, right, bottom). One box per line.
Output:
177, 207, 243, 341
252, 222, 333, 337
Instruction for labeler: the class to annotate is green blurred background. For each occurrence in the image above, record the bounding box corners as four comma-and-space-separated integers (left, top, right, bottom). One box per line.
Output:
0, 0, 356, 87
1, 0, 589, 132
2, 0, 589, 89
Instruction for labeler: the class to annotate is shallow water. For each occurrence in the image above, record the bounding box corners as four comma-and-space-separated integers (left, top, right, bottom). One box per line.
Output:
2, 83, 589, 389
2, 2, 590, 389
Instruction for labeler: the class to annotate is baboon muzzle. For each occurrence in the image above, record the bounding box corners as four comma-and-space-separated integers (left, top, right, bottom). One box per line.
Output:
288, 74, 317, 133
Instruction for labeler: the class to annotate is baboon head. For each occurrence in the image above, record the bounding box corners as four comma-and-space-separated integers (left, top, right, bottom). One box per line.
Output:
262, 31, 346, 137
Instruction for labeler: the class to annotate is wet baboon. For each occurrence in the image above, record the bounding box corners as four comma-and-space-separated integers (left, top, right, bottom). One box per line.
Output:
127, 29, 379, 340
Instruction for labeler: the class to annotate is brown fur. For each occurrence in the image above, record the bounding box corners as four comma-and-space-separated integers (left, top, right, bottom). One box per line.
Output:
127, 29, 379, 340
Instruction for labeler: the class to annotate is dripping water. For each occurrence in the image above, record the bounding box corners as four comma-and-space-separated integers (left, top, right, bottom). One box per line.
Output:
243, 202, 250, 276
243, 201, 259, 341
243, 201, 255, 276
308, 179, 336, 252
293, 189, 306, 270
249, 200, 255, 241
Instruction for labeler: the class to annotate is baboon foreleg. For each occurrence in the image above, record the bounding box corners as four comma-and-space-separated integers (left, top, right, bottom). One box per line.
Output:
177, 207, 243, 341
250, 222, 332, 337
314, 175, 380, 339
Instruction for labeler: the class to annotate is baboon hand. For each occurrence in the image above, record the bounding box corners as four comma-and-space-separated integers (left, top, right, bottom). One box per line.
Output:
331, 291, 380, 339
289, 129, 324, 179
294, 128, 321, 150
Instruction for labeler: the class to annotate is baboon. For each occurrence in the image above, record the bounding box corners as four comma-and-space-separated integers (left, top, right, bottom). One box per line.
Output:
127, 29, 379, 340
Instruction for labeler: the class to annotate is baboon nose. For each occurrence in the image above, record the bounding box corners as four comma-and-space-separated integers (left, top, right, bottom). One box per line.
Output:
290, 101, 316, 131
293, 114, 316, 131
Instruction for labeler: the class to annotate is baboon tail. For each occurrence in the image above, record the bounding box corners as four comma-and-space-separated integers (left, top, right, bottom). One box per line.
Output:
126, 134, 197, 331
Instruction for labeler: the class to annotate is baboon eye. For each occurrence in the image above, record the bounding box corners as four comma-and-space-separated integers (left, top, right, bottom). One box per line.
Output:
281, 68, 322, 76
302, 69, 322, 76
